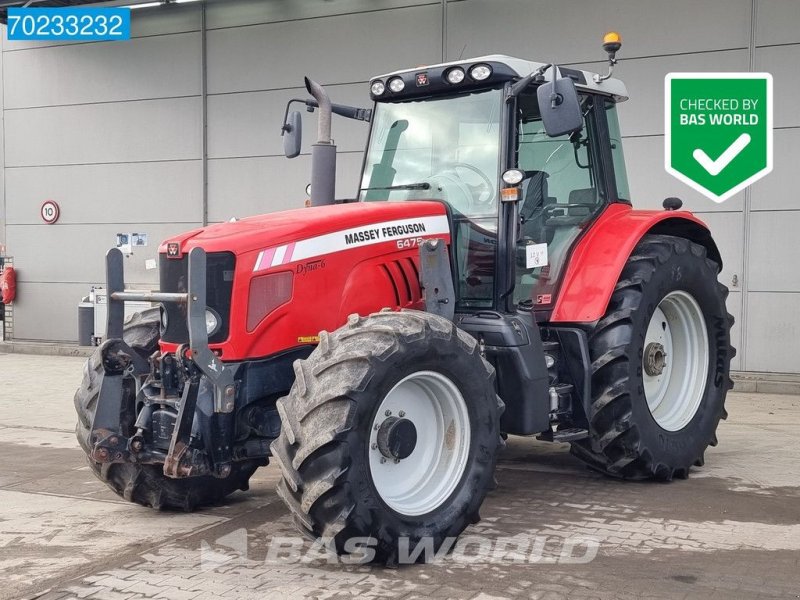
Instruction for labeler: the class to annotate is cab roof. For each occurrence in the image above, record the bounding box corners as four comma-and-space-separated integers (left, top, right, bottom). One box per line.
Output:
372, 54, 629, 103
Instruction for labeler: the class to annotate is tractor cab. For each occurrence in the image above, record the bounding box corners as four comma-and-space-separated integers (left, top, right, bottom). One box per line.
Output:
290, 53, 630, 317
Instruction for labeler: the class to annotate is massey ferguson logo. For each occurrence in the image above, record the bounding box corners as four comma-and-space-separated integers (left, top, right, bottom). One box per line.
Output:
416, 72, 429, 87
167, 242, 181, 258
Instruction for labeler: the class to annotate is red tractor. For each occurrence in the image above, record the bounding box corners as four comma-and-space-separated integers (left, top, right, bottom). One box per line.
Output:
75, 35, 733, 564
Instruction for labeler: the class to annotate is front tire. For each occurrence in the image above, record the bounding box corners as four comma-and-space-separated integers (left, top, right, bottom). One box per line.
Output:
271, 309, 503, 564
571, 235, 735, 480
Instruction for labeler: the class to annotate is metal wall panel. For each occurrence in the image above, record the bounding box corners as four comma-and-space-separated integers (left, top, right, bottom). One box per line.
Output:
750, 127, 800, 212
756, 0, 800, 46
207, 152, 364, 223
571, 50, 749, 138
11, 282, 92, 342
446, 0, 750, 64
4, 32, 201, 108
0, 0, 796, 378
206, 5, 442, 94
755, 44, 800, 129
756, 43, 800, 127
205, 0, 438, 29
5, 222, 199, 286
691, 211, 744, 293
5, 161, 203, 225
623, 135, 745, 213
5, 97, 202, 167
207, 84, 371, 159
727, 291, 744, 372
3, 4, 201, 51
618, 50, 749, 138
0, 29, 5, 250
747, 210, 800, 293
745, 292, 800, 373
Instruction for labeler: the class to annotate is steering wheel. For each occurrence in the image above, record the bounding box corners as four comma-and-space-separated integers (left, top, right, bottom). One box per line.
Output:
424, 171, 476, 214
448, 162, 495, 208
424, 163, 495, 213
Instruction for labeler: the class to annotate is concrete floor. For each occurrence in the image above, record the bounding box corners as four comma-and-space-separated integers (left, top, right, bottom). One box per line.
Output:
0, 353, 798, 600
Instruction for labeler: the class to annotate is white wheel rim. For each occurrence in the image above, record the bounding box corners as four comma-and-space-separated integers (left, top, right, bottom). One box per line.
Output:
643, 291, 710, 431
368, 370, 471, 516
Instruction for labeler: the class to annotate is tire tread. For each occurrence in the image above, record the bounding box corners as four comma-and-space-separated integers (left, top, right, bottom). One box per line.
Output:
571, 235, 734, 480
271, 309, 503, 563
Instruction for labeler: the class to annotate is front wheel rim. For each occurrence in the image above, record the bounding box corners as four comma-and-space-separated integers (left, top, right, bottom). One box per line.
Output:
368, 371, 471, 517
642, 291, 710, 431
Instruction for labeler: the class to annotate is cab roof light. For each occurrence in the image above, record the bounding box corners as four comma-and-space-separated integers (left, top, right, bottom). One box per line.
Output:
469, 64, 492, 81
445, 67, 466, 84
603, 31, 622, 54
387, 77, 405, 93
595, 31, 623, 83
370, 80, 386, 96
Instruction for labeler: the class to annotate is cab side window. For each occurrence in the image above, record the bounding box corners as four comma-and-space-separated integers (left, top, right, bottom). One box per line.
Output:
517, 92, 602, 218
605, 99, 630, 201
513, 92, 605, 308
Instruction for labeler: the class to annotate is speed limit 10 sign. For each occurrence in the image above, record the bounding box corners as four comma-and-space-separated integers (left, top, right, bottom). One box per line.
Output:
41, 200, 60, 224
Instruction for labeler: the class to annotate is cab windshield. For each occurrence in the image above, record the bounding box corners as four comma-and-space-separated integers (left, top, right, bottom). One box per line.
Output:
359, 88, 503, 309
359, 88, 502, 219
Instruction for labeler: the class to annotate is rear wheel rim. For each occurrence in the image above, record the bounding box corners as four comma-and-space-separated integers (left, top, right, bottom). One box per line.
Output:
368, 371, 471, 516
643, 290, 710, 431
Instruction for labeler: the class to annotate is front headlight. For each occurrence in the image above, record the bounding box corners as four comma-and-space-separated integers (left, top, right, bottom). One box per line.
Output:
205, 308, 221, 337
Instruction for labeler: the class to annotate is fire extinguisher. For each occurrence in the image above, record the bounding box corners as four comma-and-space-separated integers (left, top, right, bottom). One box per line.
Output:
1, 265, 16, 304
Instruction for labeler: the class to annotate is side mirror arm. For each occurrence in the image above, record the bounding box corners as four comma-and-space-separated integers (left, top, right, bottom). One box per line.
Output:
508, 63, 552, 100
305, 99, 372, 122
281, 98, 371, 135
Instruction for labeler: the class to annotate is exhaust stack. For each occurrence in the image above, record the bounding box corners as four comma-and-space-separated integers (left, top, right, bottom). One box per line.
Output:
304, 77, 336, 206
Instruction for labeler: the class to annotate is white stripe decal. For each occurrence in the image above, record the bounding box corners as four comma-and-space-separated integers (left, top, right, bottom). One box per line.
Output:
271, 245, 287, 267
254, 215, 450, 272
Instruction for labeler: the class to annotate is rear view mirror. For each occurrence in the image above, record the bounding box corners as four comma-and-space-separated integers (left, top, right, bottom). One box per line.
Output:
537, 72, 583, 137
282, 110, 302, 158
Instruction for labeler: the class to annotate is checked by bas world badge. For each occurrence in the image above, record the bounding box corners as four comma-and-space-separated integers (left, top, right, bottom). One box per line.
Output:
665, 73, 772, 203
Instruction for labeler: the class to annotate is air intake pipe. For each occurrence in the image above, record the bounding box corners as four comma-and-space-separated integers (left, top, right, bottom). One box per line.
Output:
304, 77, 336, 206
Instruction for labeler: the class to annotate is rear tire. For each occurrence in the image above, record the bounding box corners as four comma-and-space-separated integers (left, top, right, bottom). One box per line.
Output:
75, 308, 259, 511
571, 235, 735, 480
271, 309, 503, 564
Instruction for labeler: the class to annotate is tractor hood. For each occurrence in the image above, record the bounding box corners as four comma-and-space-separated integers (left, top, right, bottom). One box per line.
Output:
157, 199, 452, 361
159, 201, 449, 257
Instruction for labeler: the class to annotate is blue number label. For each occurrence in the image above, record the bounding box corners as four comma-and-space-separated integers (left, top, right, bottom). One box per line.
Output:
7, 7, 131, 41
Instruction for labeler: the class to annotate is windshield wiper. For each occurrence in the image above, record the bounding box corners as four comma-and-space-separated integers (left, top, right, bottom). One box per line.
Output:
360, 182, 431, 191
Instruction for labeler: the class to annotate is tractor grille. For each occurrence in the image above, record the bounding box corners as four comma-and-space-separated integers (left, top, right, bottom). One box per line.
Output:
159, 252, 235, 345
380, 258, 421, 307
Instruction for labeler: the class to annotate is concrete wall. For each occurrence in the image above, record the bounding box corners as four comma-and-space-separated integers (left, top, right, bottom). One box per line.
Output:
0, 0, 797, 375
0, 28, 5, 255
1, 7, 205, 341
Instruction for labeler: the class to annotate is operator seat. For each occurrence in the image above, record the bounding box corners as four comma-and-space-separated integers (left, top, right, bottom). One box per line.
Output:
519, 171, 550, 224
568, 187, 599, 206
519, 171, 555, 242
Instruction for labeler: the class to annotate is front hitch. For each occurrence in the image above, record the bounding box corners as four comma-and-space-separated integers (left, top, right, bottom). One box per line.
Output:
88, 338, 151, 464
88, 247, 236, 479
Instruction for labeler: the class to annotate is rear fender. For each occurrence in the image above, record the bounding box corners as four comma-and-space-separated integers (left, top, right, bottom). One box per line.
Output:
549, 204, 721, 323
